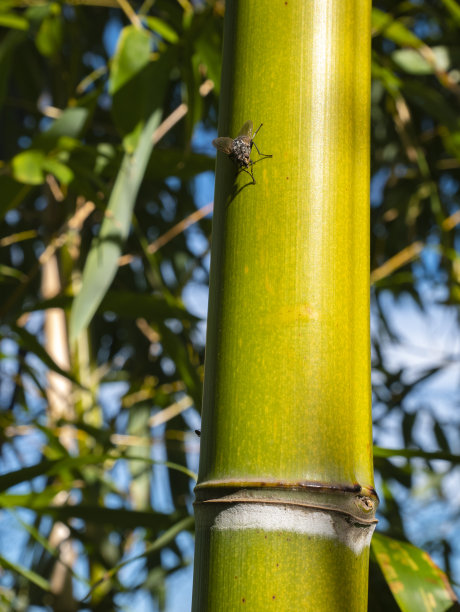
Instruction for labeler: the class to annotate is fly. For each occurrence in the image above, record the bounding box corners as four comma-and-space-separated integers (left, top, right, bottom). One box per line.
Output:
212, 120, 272, 184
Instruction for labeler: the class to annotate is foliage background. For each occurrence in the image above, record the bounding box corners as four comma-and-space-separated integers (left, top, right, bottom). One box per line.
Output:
0, 0, 459, 610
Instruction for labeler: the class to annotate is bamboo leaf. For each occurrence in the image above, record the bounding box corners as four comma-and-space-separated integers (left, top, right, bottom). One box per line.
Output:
109, 25, 155, 146
11, 324, 80, 385
69, 48, 174, 342
372, 8, 423, 48
440, 0, 460, 24
146, 150, 214, 180
0, 13, 29, 31
145, 17, 179, 44
0, 555, 52, 592
42, 157, 74, 184
373, 446, 460, 463
23, 291, 197, 324
372, 533, 459, 612
101, 291, 198, 323
392, 47, 450, 75
36, 505, 185, 529
83, 515, 194, 600
433, 423, 450, 453
0, 264, 27, 281
11, 150, 45, 185
109, 25, 151, 96
0, 488, 63, 509
35, 8, 62, 58
12, 509, 90, 584
0, 454, 196, 493
34, 107, 89, 151
193, 18, 222, 94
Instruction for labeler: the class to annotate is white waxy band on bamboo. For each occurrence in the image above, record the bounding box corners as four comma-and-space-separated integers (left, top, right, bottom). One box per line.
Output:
212, 503, 375, 556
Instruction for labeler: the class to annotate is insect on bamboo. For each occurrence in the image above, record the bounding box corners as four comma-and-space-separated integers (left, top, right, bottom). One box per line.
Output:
212, 120, 272, 184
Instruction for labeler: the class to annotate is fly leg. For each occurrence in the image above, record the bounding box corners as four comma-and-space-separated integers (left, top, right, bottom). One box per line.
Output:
251, 124, 272, 159
251, 141, 273, 159
239, 165, 256, 184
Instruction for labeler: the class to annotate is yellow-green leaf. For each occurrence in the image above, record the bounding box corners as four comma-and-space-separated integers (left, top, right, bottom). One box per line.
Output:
0, 13, 29, 31
109, 25, 151, 95
35, 8, 62, 57
440, 0, 460, 24
0, 555, 52, 592
42, 157, 74, 184
372, 533, 459, 612
372, 8, 423, 49
392, 46, 450, 75
11, 150, 45, 185
145, 16, 179, 44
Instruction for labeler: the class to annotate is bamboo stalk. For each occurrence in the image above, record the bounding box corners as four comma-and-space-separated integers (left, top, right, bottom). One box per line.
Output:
193, 1, 377, 609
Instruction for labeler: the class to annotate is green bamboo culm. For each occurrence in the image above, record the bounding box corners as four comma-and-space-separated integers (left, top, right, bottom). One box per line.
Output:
192, 1, 377, 609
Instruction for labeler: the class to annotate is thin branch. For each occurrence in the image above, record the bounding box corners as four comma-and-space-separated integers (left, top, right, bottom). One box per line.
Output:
149, 395, 194, 428
0, 200, 95, 319
152, 103, 188, 145
115, 0, 142, 28
119, 201, 213, 266
370, 210, 460, 284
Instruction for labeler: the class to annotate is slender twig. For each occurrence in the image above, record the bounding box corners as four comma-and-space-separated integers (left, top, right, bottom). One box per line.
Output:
0, 201, 95, 319
119, 202, 213, 266
370, 210, 460, 284
152, 103, 188, 145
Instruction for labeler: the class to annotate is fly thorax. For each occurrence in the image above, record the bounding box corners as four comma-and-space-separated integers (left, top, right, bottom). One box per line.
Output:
231, 137, 251, 168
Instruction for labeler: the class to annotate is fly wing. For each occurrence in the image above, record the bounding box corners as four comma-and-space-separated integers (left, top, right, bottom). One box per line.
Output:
212, 137, 234, 154
237, 120, 253, 138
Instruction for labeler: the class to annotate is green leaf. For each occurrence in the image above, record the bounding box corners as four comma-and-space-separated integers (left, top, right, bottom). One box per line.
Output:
8, 509, 89, 584
35, 6, 62, 58
11, 150, 74, 186
0, 13, 29, 31
109, 26, 164, 145
440, 0, 460, 25
69, 109, 162, 341
392, 47, 450, 75
21, 291, 198, 324
34, 107, 89, 151
69, 51, 173, 342
146, 149, 214, 180
101, 291, 198, 323
109, 25, 152, 95
372, 8, 423, 49
372, 533, 459, 612
193, 19, 222, 94
11, 149, 45, 185
11, 324, 80, 386
0, 454, 196, 493
373, 446, 460, 463
433, 422, 450, 453
7, 108, 88, 193
403, 82, 460, 132
0, 486, 64, 509
85, 515, 194, 596
145, 16, 179, 44
158, 322, 202, 406
0, 555, 52, 592
372, 54, 402, 94
0, 263, 27, 281
36, 504, 182, 529
401, 412, 416, 448
42, 157, 74, 184
10, 508, 59, 555
82, 515, 193, 602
